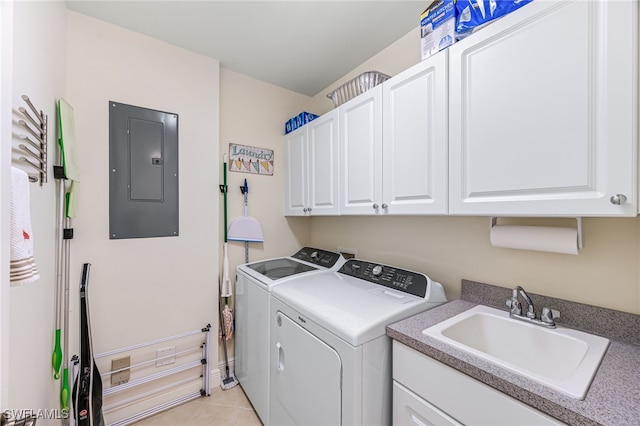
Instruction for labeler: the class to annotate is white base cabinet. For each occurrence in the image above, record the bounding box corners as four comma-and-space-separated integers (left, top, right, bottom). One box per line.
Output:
392, 341, 566, 426
393, 381, 461, 426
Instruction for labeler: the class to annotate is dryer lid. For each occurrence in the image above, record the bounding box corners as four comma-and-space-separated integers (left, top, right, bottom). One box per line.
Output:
271, 270, 446, 346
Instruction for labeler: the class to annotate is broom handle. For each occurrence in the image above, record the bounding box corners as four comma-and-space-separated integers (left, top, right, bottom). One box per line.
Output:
53, 176, 64, 380
223, 155, 229, 305
223, 154, 228, 243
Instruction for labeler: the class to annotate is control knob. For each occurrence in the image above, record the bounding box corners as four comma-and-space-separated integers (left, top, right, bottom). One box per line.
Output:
372, 265, 383, 277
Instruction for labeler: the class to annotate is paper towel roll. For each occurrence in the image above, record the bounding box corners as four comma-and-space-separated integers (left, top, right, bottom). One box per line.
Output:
489, 225, 579, 255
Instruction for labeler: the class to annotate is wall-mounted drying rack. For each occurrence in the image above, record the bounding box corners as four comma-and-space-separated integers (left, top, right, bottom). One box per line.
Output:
16, 94, 48, 185
95, 325, 211, 426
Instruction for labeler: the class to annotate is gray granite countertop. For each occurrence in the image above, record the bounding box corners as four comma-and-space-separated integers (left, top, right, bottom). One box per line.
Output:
387, 280, 640, 426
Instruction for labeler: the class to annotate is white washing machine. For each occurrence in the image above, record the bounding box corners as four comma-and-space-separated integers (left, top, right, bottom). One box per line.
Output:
235, 247, 346, 424
269, 259, 447, 426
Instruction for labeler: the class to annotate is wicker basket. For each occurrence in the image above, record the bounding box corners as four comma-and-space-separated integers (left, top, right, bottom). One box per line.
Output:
326, 71, 391, 108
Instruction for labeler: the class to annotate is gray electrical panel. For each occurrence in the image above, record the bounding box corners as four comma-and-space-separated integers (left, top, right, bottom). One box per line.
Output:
109, 101, 178, 239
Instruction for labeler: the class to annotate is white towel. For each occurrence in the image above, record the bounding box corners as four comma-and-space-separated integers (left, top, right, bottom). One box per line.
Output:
10, 167, 40, 286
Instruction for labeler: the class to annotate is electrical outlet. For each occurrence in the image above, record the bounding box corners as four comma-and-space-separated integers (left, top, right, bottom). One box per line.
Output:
156, 347, 176, 367
111, 356, 130, 386
338, 246, 358, 260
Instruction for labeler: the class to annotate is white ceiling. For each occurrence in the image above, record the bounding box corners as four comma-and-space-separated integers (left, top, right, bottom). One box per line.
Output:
65, 1, 424, 96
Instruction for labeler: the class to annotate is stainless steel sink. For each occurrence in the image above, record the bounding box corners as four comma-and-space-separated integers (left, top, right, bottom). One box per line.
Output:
423, 304, 610, 399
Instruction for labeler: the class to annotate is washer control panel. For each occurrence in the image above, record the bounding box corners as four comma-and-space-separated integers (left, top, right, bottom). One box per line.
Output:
292, 247, 343, 268
338, 260, 428, 298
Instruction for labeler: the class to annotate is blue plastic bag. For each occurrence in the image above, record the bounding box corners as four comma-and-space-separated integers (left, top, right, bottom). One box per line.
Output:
456, 0, 534, 39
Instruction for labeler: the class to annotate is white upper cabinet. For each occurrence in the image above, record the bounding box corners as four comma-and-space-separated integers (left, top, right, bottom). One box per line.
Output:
307, 110, 340, 215
287, 0, 637, 218
448, 0, 638, 216
340, 85, 384, 215
284, 126, 307, 215
340, 52, 449, 215
383, 51, 448, 215
284, 109, 340, 216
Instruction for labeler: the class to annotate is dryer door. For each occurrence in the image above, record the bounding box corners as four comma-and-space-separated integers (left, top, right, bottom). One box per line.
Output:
271, 311, 342, 425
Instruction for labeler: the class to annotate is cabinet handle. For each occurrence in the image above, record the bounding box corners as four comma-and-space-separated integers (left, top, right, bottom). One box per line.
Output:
307, 207, 312, 212
373, 203, 379, 210
381, 203, 388, 209
303, 207, 308, 212
610, 194, 628, 205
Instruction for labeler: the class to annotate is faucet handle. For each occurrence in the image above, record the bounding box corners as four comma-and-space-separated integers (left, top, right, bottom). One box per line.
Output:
506, 298, 521, 316
541, 307, 560, 325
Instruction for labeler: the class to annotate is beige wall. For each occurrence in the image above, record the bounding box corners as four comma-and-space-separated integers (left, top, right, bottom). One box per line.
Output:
311, 216, 640, 314
7, 0, 66, 417
218, 69, 314, 361
65, 11, 220, 421
308, 28, 640, 315
219, 68, 312, 269
66, 9, 220, 348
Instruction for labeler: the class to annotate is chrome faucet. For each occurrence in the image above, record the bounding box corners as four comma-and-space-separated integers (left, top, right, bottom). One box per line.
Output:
506, 286, 559, 328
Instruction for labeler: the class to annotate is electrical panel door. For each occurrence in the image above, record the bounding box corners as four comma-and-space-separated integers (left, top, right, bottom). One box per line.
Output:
109, 101, 179, 239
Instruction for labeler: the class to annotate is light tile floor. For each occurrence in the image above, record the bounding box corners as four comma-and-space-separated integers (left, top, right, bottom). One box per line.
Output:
134, 385, 261, 425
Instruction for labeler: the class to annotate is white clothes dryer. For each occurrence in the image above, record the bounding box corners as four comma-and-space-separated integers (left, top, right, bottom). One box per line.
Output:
235, 247, 345, 424
269, 259, 447, 426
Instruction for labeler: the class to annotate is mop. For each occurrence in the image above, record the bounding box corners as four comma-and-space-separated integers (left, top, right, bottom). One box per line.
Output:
54, 99, 80, 422
218, 154, 237, 390
218, 154, 233, 338
218, 278, 238, 390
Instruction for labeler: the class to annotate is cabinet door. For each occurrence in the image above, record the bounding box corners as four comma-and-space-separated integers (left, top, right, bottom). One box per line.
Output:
340, 85, 383, 215
393, 381, 462, 426
283, 126, 308, 216
383, 52, 448, 215
308, 109, 340, 215
449, 0, 638, 216
393, 342, 566, 425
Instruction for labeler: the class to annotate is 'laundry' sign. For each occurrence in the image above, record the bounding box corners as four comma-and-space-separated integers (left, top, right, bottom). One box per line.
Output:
228, 143, 274, 176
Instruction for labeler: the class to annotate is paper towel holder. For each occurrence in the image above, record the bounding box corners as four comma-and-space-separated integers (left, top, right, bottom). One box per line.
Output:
490, 217, 584, 251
